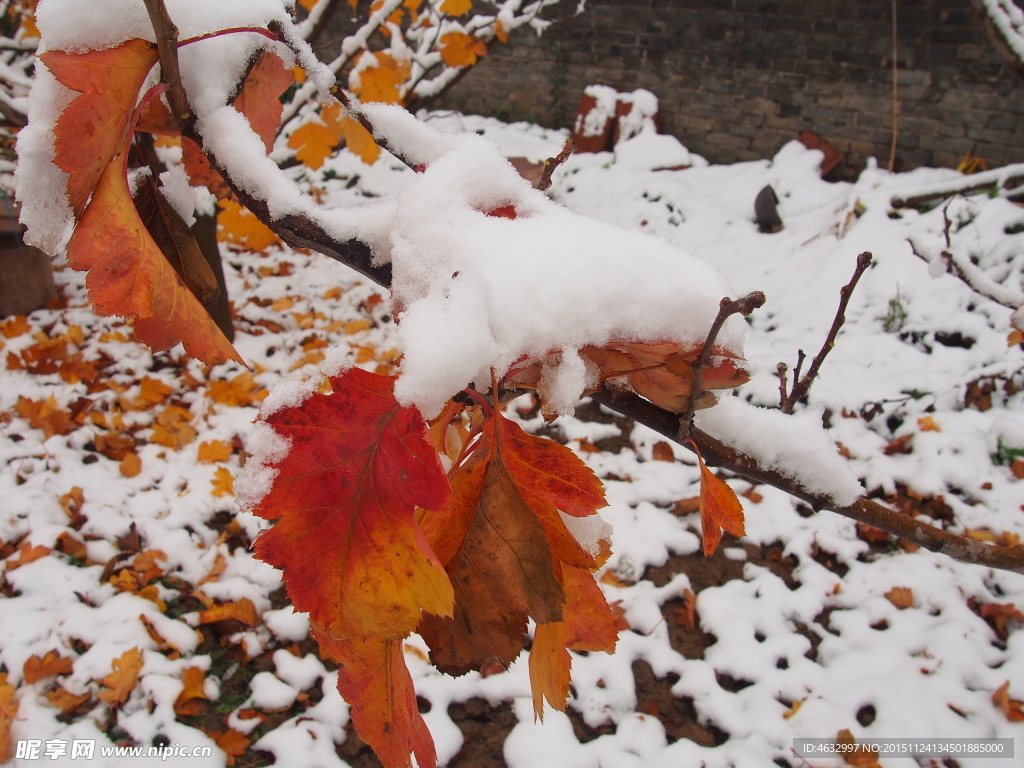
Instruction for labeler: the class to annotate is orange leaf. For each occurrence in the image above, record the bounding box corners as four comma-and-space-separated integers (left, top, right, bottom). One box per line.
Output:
232, 51, 293, 153
980, 602, 1024, 638
23, 650, 74, 684
174, 666, 209, 716
287, 120, 339, 170
207, 371, 268, 407
198, 598, 260, 628
149, 405, 198, 449
119, 452, 143, 477
353, 53, 411, 104
418, 408, 606, 676
97, 647, 143, 707
198, 440, 233, 464
44, 685, 91, 715
0, 675, 17, 763
6, 541, 52, 569
530, 564, 618, 719
252, 368, 452, 640
835, 729, 881, 767
1, 315, 30, 338
41, 39, 158, 215
15, 395, 72, 438
439, 0, 471, 14
216, 198, 282, 253
884, 586, 914, 609
993, 680, 1024, 722
338, 114, 381, 165
211, 729, 251, 766
66, 155, 241, 365
439, 32, 487, 68
691, 442, 745, 556
315, 629, 435, 768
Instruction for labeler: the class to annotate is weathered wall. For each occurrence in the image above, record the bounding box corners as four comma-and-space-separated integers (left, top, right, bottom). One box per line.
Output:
431, 0, 1024, 177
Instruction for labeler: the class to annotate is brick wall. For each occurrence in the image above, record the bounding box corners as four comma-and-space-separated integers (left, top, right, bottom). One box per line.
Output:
431, 0, 1024, 178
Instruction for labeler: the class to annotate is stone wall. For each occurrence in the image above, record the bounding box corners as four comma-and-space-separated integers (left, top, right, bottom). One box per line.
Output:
432, 0, 1024, 178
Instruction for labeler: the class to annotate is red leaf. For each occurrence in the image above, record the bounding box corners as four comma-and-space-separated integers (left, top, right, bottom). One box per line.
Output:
315, 628, 435, 768
252, 368, 452, 640
233, 51, 293, 153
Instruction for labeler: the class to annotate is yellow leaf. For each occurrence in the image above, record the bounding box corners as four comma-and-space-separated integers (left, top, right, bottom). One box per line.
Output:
198, 440, 233, 464
212, 466, 235, 497
0, 676, 18, 762
917, 415, 940, 432
339, 115, 381, 165
97, 647, 143, 707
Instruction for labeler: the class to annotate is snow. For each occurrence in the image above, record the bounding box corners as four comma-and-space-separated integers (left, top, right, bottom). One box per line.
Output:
5, 17, 1024, 765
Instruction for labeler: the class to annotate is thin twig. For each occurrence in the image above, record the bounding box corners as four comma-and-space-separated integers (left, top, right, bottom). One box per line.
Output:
679, 291, 766, 438
779, 252, 872, 413
142, 0, 190, 124
537, 137, 576, 192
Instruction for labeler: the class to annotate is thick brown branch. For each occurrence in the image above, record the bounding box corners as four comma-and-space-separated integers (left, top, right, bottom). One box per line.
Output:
143, 0, 190, 124
591, 385, 1024, 575
780, 252, 871, 413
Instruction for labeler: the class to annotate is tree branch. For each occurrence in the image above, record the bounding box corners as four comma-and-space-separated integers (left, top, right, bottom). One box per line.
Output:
779, 251, 871, 413
592, 386, 1024, 575
142, 0, 190, 124
153, 9, 1024, 576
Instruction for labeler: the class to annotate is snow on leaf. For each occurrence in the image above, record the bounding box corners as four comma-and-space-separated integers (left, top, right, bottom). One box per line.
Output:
97, 647, 142, 708
439, 32, 487, 67
315, 629, 435, 768
66, 155, 242, 365
40, 39, 158, 215
250, 368, 452, 641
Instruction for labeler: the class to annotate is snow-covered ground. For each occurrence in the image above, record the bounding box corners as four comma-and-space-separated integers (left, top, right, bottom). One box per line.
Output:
3, 111, 1024, 767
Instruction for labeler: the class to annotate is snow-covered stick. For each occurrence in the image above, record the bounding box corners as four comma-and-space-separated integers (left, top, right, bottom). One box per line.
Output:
778, 251, 873, 414
592, 386, 1024, 576
969, 0, 1024, 81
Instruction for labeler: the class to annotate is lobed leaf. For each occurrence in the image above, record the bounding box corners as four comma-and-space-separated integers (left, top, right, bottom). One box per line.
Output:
252, 368, 452, 640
